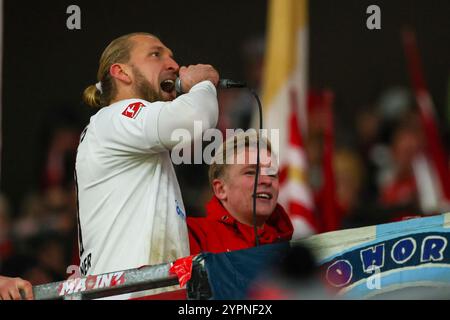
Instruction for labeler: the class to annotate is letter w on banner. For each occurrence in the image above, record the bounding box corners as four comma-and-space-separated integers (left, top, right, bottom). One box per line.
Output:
260, 0, 318, 238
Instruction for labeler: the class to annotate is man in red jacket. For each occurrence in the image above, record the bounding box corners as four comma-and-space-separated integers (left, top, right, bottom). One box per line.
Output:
187, 133, 293, 254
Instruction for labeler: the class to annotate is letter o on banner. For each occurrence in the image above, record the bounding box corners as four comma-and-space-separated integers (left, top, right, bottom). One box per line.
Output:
326, 260, 353, 287
391, 237, 416, 264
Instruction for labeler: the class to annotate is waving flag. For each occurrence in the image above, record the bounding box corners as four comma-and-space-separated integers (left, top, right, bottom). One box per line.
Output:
261, 0, 316, 237
278, 89, 318, 238
402, 29, 450, 213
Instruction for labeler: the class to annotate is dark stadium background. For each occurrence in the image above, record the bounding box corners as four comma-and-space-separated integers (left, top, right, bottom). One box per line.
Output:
1, 0, 449, 213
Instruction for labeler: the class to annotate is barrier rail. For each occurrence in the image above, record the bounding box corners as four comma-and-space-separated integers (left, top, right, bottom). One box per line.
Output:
33, 262, 179, 300
32, 213, 450, 300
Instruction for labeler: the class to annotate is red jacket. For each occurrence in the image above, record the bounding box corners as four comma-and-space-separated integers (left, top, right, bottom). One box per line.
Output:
187, 196, 294, 254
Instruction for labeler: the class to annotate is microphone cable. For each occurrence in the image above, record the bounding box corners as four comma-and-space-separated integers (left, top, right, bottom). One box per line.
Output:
250, 89, 263, 247
176, 77, 263, 247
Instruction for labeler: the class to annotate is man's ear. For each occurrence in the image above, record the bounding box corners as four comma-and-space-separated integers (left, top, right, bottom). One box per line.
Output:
110, 63, 132, 85
212, 179, 227, 201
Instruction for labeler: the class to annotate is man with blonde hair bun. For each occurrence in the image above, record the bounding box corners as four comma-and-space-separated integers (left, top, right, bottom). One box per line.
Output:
76, 32, 219, 282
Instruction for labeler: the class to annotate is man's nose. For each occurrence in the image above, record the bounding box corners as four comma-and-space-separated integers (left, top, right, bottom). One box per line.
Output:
258, 173, 272, 186
166, 57, 179, 73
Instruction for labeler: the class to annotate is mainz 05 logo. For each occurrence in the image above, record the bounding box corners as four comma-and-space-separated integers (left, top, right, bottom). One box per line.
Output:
58, 271, 125, 296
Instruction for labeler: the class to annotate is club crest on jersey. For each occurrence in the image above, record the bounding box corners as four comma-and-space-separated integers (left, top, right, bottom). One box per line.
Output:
122, 102, 145, 119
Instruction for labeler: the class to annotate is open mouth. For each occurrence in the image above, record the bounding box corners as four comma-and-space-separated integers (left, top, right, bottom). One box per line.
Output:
160, 79, 175, 93
255, 192, 272, 200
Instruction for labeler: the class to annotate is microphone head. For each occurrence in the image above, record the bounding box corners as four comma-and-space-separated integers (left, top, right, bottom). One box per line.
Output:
219, 79, 247, 88
175, 77, 247, 95
175, 77, 183, 95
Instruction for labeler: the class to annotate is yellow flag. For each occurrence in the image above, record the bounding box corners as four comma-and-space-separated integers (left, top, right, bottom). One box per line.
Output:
262, 0, 309, 160
261, 0, 315, 238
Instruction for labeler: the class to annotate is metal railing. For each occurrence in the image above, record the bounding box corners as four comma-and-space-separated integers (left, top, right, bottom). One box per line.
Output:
33, 262, 179, 300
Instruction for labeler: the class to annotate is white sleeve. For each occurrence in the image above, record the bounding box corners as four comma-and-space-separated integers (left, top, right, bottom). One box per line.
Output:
93, 80, 218, 154
155, 80, 218, 150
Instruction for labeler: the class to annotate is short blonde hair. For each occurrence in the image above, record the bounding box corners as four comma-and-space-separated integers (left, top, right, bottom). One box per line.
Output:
208, 131, 272, 186
82, 32, 158, 108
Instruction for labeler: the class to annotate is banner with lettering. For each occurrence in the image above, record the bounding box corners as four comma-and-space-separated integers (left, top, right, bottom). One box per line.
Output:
299, 213, 450, 299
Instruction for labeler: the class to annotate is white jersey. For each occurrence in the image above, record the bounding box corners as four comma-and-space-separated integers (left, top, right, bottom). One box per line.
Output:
75, 81, 218, 276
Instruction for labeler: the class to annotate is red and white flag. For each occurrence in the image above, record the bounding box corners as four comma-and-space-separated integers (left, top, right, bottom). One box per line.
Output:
260, 0, 318, 238
278, 89, 318, 238
402, 29, 450, 213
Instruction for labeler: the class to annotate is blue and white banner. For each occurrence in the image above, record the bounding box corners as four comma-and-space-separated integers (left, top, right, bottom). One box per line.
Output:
298, 213, 450, 299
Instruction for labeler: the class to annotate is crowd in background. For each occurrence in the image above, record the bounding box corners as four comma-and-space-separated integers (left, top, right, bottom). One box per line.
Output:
0, 124, 79, 285
1, 36, 449, 286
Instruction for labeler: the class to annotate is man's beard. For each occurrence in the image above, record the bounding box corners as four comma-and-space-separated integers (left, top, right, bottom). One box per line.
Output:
131, 65, 162, 102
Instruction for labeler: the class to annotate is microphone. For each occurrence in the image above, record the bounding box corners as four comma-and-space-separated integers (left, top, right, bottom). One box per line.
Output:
175, 78, 246, 94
